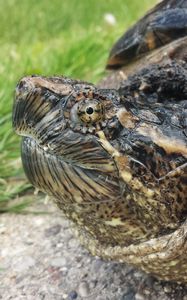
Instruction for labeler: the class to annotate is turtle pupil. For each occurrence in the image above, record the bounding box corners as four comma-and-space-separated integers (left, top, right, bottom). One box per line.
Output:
86, 107, 94, 115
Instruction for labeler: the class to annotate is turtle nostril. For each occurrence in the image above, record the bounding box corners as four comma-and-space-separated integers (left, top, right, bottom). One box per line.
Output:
16, 79, 30, 96
17, 79, 26, 90
15, 77, 34, 99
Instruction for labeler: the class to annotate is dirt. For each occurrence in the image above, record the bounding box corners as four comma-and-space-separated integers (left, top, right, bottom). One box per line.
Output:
0, 199, 187, 300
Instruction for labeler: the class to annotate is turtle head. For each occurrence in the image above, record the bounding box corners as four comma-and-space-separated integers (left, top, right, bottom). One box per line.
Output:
13, 76, 122, 206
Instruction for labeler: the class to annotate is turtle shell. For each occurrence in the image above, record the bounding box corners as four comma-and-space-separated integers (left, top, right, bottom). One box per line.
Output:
107, 0, 187, 69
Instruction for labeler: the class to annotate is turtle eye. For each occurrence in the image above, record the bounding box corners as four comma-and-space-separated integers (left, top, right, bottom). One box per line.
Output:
70, 99, 104, 124
78, 100, 104, 123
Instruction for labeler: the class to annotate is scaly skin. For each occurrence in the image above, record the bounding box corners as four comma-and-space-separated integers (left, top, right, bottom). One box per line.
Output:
13, 61, 187, 283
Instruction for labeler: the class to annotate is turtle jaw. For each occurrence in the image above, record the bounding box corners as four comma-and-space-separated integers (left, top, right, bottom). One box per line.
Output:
20, 135, 120, 212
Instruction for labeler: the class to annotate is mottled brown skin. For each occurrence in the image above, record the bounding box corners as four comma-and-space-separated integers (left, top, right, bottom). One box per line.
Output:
13, 61, 187, 283
13, 0, 187, 284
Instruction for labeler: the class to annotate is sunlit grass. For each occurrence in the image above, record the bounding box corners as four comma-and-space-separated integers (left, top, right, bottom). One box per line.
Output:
0, 0, 156, 212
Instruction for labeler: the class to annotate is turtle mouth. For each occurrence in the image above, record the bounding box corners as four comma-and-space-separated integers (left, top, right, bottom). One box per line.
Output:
21, 135, 121, 206
20, 129, 116, 173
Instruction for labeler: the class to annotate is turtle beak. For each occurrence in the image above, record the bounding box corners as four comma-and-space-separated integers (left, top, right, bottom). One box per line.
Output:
13, 77, 54, 137
13, 77, 34, 134
12, 76, 71, 140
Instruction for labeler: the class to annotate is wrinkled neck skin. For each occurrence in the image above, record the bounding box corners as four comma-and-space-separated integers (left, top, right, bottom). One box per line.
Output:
13, 69, 187, 248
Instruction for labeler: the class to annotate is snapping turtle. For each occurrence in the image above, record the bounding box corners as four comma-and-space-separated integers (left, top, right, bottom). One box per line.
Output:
13, 0, 187, 283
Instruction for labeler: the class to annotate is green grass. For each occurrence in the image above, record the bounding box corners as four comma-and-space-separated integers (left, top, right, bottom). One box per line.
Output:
0, 0, 156, 212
